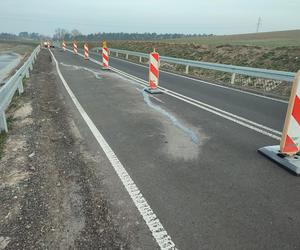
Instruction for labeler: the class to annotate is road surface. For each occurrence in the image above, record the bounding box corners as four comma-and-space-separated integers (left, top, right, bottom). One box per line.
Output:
51, 47, 300, 250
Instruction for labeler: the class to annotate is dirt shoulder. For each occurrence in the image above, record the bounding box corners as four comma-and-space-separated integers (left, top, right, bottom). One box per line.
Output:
0, 49, 131, 249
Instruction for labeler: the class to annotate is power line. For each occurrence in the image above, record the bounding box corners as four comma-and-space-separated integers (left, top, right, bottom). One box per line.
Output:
256, 17, 262, 33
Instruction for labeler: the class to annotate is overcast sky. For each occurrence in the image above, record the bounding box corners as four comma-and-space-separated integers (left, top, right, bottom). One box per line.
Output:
0, 0, 299, 36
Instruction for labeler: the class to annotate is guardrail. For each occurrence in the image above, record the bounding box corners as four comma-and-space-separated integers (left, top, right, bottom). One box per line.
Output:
0, 45, 40, 132
91, 47, 295, 83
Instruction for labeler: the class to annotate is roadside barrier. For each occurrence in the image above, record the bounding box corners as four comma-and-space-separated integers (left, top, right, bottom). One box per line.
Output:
84, 43, 89, 60
102, 41, 109, 69
259, 71, 300, 175
73, 41, 78, 55
0, 46, 41, 132
62, 41, 66, 51
145, 49, 162, 94
103, 48, 295, 83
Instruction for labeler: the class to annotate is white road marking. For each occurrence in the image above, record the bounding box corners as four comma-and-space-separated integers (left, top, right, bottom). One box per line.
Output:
149, 93, 165, 104
110, 66, 282, 141
50, 49, 177, 250
67, 48, 282, 140
109, 54, 288, 104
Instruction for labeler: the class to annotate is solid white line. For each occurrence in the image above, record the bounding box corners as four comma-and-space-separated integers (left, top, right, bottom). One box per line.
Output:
109, 55, 288, 104
110, 66, 281, 141
67, 48, 282, 140
50, 49, 177, 250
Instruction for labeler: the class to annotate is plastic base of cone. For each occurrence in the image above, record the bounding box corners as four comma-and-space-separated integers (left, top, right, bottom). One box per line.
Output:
258, 145, 300, 175
102, 67, 109, 70
144, 87, 163, 94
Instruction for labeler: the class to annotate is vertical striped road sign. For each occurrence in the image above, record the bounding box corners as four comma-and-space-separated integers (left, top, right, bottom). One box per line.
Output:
62, 41, 66, 51
73, 41, 78, 55
280, 71, 300, 155
102, 41, 109, 69
258, 70, 300, 175
84, 43, 89, 60
145, 49, 162, 94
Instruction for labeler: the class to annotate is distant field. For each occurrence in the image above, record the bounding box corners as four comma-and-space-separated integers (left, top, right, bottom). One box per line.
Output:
0, 41, 35, 56
166, 30, 300, 47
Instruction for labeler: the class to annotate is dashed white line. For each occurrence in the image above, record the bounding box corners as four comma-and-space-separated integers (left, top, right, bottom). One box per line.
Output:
50, 49, 177, 250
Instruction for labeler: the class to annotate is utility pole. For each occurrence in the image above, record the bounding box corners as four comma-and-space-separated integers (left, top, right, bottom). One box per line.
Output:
256, 17, 262, 33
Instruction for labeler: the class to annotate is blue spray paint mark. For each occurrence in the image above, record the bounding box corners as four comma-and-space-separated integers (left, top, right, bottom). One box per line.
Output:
141, 89, 199, 145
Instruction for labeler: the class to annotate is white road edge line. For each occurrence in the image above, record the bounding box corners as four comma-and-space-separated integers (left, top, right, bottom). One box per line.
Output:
50, 49, 177, 250
67, 48, 282, 140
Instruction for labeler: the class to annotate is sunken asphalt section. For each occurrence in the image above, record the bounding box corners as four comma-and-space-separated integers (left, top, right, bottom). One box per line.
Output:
51, 48, 300, 249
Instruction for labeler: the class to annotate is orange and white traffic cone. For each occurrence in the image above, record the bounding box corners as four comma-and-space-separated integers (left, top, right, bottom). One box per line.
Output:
62, 41, 66, 51
84, 43, 89, 60
145, 48, 162, 94
102, 41, 109, 69
258, 70, 300, 174
73, 41, 78, 55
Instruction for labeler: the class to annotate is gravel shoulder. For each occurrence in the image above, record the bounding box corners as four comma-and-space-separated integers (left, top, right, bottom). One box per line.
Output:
0, 49, 150, 249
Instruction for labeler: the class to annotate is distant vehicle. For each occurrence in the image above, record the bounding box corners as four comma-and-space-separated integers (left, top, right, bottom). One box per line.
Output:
43, 41, 55, 48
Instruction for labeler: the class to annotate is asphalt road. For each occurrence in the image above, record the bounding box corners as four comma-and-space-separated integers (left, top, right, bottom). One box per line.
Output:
51, 48, 300, 250
88, 49, 288, 132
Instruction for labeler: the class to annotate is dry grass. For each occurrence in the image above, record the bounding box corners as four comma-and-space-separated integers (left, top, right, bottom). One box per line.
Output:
166, 30, 300, 47
0, 41, 35, 56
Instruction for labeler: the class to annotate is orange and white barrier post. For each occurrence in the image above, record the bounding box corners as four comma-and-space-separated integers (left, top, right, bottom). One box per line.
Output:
102, 41, 109, 69
84, 42, 89, 60
145, 49, 162, 94
280, 71, 300, 155
47, 41, 50, 48
73, 41, 78, 55
62, 41, 66, 51
258, 70, 300, 175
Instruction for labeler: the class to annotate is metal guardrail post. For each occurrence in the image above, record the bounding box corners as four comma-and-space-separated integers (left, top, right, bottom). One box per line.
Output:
139, 56, 142, 63
25, 70, 30, 78
116, 52, 118, 57
126, 54, 129, 60
17, 77, 24, 95
185, 65, 190, 74
231, 73, 236, 84
0, 112, 8, 133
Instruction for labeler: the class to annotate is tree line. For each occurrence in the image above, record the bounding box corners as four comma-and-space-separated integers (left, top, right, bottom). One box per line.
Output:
0, 29, 214, 42
53, 28, 214, 41
0, 32, 50, 41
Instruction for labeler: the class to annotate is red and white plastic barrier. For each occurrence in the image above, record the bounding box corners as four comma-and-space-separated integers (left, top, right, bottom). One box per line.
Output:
258, 70, 300, 175
84, 43, 89, 60
102, 41, 109, 69
47, 41, 50, 48
73, 41, 78, 55
149, 49, 159, 90
280, 71, 300, 155
62, 41, 66, 51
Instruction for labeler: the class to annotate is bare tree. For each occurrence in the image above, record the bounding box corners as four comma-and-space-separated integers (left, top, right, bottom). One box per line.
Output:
54, 28, 69, 40
71, 29, 82, 38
